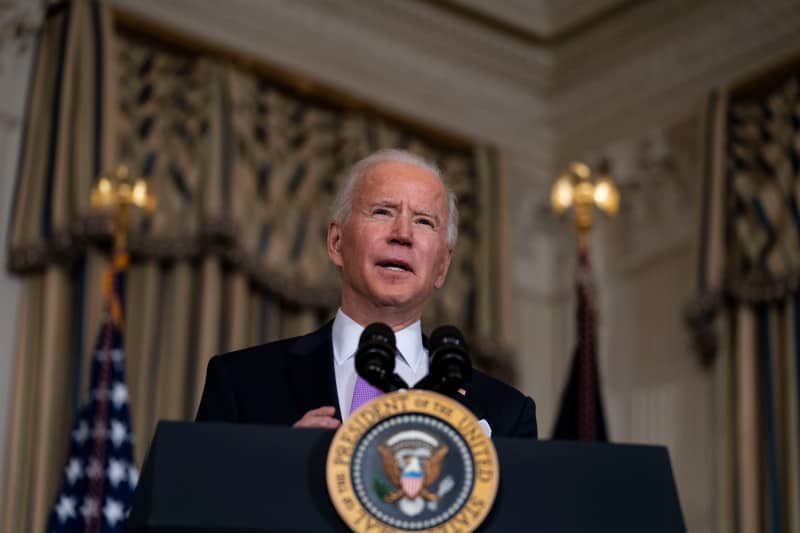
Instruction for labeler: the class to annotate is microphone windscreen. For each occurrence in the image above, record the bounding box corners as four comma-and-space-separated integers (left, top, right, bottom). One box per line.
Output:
359, 322, 396, 348
430, 325, 466, 351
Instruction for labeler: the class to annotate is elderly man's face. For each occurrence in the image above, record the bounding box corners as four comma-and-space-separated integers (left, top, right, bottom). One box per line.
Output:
328, 161, 452, 323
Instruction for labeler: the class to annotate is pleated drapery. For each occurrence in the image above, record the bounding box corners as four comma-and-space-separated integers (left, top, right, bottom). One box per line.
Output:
691, 71, 800, 533
1, 2, 513, 530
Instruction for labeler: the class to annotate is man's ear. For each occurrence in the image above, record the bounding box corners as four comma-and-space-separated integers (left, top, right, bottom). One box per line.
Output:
327, 221, 344, 270
433, 248, 453, 289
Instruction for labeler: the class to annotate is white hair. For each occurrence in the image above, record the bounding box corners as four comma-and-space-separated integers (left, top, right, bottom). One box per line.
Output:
331, 148, 459, 249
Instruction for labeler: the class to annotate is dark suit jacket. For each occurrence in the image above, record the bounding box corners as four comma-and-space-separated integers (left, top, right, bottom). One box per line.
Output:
196, 321, 537, 438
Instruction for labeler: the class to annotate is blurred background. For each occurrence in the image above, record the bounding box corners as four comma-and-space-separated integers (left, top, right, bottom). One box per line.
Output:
1, 1, 799, 532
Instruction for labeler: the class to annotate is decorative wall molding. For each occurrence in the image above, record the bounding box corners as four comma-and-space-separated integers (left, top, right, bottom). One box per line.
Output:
0, 1, 41, 127
589, 116, 700, 276
0, 1, 40, 67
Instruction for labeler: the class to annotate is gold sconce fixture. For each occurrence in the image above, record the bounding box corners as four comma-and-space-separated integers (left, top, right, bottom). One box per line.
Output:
91, 165, 157, 249
550, 160, 620, 248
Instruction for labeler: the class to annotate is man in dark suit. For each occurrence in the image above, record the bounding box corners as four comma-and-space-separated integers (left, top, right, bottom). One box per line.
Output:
196, 149, 537, 438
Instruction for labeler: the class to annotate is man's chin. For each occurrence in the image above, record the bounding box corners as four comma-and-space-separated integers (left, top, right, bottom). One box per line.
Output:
370, 290, 424, 312
372, 294, 414, 309
348, 282, 432, 315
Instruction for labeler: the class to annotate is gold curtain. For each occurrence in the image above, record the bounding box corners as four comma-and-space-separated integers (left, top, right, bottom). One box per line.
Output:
691, 70, 800, 533
1, 2, 510, 530
2, 1, 117, 529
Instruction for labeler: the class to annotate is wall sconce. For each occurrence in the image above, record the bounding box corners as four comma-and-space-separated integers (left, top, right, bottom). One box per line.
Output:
550, 161, 620, 249
91, 165, 157, 250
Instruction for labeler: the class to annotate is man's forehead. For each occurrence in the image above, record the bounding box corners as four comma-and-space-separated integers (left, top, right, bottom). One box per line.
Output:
357, 162, 446, 199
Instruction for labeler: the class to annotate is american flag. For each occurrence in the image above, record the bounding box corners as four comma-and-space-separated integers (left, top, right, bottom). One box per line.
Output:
47, 251, 137, 532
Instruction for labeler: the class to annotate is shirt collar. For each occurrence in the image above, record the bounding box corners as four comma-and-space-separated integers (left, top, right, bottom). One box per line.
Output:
332, 308, 425, 372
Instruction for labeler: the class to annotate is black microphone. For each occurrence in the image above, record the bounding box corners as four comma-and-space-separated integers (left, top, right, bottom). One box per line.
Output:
416, 325, 472, 394
355, 323, 408, 392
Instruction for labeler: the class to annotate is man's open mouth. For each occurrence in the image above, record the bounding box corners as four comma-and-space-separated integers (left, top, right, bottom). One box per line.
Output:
377, 260, 413, 273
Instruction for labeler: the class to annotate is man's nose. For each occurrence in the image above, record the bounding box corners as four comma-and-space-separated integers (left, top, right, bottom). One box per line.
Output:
389, 213, 413, 245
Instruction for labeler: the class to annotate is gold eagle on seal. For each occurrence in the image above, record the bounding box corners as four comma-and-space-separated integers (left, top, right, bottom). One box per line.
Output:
378, 444, 449, 503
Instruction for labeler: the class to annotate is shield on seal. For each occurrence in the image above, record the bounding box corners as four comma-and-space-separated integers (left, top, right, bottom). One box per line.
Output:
401, 471, 423, 498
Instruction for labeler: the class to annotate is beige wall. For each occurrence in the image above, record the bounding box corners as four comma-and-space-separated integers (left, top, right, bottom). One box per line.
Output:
0, 5, 36, 510
554, 102, 716, 529
601, 244, 715, 531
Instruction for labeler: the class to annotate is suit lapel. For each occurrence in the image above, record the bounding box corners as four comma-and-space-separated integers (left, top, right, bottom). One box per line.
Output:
287, 321, 342, 420
447, 380, 483, 420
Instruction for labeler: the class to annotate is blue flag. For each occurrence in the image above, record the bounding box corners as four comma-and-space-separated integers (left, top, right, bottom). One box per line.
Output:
47, 251, 137, 532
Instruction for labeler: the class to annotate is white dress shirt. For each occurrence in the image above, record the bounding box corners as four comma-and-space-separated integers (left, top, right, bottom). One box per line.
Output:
332, 308, 429, 420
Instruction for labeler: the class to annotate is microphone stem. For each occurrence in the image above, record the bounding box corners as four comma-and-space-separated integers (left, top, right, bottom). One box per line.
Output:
387, 374, 409, 392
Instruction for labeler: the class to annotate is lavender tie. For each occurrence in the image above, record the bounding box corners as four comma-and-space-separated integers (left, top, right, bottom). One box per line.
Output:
350, 375, 384, 416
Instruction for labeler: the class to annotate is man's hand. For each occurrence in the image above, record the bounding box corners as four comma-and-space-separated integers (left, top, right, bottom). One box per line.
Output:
293, 406, 341, 429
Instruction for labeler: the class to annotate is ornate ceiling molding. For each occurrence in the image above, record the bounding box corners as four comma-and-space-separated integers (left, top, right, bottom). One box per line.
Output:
550, 0, 800, 153
433, 0, 634, 42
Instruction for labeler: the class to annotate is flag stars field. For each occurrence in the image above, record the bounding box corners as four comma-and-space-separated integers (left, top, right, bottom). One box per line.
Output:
71, 420, 90, 445
95, 348, 124, 368
129, 465, 139, 488
103, 498, 125, 527
110, 419, 129, 447
107, 459, 128, 487
65, 458, 83, 485
110, 382, 128, 408
54, 495, 77, 522
47, 253, 138, 532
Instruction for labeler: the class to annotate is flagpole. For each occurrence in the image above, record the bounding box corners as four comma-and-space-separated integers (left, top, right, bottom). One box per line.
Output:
550, 161, 619, 442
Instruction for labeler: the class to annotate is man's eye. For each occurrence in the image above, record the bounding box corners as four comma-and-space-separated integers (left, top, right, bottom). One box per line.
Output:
373, 208, 391, 216
416, 218, 434, 227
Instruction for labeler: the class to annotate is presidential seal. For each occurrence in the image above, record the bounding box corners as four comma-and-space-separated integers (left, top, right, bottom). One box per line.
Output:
326, 389, 498, 532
